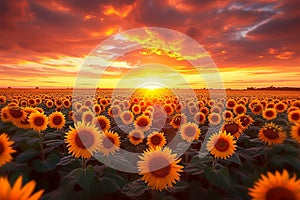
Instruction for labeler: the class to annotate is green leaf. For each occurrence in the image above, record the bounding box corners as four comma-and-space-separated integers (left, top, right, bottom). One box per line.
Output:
166, 181, 188, 193
57, 155, 78, 166
204, 167, 231, 190
225, 153, 242, 166
31, 153, 60, 172
76, 165, 96, 191
121, 178, 148, 197
43, 139, 64, 148
15, 148, 39, 163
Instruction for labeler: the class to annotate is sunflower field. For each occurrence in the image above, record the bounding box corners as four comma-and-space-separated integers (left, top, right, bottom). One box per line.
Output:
0, 88, 300, 200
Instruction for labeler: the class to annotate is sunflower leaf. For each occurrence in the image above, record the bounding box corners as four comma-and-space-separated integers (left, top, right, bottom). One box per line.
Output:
121, 178, 148, 197
204, 166, 231, 190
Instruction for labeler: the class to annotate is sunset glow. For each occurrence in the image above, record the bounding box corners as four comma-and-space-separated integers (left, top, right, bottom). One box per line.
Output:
0, 0, 299, 89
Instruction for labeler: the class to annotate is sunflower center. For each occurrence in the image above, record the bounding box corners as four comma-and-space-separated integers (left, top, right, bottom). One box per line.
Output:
215, 138, 229, 152
132, 132, 141, 141
102, 136, 114, 149
75, 131, 94, 149
173, 116, 182, 126
185, 127, 196, 137
265, 187, 296, 200
263, 128, 279, 139
254, 105, 262, 112
276, 104, 284, 110
225, 112, 232, 118
0, 143, 4, 155
149, 157, 171, 178
228, 101, 235, 107
291, 113, 300, 121
133, 106, 139, 112
98, 119, 107, 130
111, 107, 119, 115
151, 135, 162, 146
56, 100, 62, 106
34, 117, 45, 126
224, 123, 239, 135
211, 115, 219, 122
240, 116, 250, 127
164, 106, 172, 113
235, 106, 244, 114
265, 110, 275, 117
84, 114, 93, 123
123, 113, 131, 121
64, 101, 70, 107
137, 118, 149, 127
9, 108, 23, 118
94, 106, 100, 113
53, 116, 62, 125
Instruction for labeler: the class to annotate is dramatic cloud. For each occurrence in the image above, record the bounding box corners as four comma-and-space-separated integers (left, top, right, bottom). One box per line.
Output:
0, 0, 299, 88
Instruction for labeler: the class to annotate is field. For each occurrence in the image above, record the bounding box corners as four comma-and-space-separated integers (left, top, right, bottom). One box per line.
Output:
0, 88, 300, 200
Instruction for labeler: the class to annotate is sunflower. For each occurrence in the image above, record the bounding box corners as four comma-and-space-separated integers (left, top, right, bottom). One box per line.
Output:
164, 104, 174, 116
170, 113, 187, 129
233, 104, 247, 115
28, 112, 48, 132
93, 115, 111, 132
235, 114, 254, 129
221, 119, 244, 138
258, 123, 286, 145
290, 123, 300, 143
128, 130, 144, 145
134, 114, 152, 131
200, 107, 209, 116
222, 110, 234, 121
63, 99, 71, 109
100, 98, 109, 107
250, 103, 263, 115
28, 98, 36, 107
13, 107, 36, 129
288, 110, 300, 124
0, 95, 6, 104
35, 107, 44, 114
65, 122, 101, 158
189, 106, 198, 115
226, 99, 236, 109
7, 106, 26, 122
208, 113, 222, 125
288, 106, 299, 113
120, 111, 134, 125
99, 130, 120, 156
68, 110, 74, 121
20, 100, 28, 107
206, 131, 237, 159
82, 110, 95, 124
248, 170, 300, 200
108, 105, 122, 118
180, 122, 201, 142
0, 133, 16, 166
275, 102, 287, 113
0, 176, 44, 200
93, 104, 102, 115
132, 104, 142, 115
210, 106, 222, 114
55, 99, 63, 108
48, 111, 66, 129
1, 107, 11, 122
138, 147, 183, 191
147, 132, 167, 148
262, 108, 277, 120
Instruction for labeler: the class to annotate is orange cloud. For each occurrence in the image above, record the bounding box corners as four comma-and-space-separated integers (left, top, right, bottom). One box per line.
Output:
103, 4, 134, 18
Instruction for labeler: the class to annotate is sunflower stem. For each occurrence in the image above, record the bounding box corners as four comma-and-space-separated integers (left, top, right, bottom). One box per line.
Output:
81, 157, 87, 170
38, 131, 45, 160
212, 157, 218, 169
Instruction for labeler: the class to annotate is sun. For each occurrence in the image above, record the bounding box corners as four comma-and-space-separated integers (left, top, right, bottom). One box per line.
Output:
140, 82, 164, 90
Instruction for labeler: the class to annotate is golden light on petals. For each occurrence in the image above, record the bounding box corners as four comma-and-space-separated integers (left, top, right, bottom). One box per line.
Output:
147, 132, 167, 149
99, 130, 121, 157
180, 122, 201, 142
206, 131, 237, 159
258, 123, 286, 145
128, 130, 144, 145
138, 147, 183, 191
248, 170, 300, 200
0, 133, 16, 167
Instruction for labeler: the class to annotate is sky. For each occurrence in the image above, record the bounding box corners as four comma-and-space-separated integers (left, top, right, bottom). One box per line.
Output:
0, 0, 299, 89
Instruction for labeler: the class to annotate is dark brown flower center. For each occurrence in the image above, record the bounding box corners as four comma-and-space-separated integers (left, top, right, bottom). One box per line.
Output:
9, 108, 23, 118
265, 187, 296, 200
64, 101, 70, 107
164, 106, 172, 113
149, 157, 171, 178
263, 128, 279, 139
133, 106, 140, 112
173, 116, 182, 126
111, 107, 119, 115
123, 113, 131, 121
94, 106, 100, 113
132, 132, 141, 141
84, 114, 93, 123
253, 105, 262, 112
215, 138, 229, 152
276, 104, 284, 110
225, 112, 232, 118
34, 116, 45, 126
137, 117, 149, 127
102, 136, 114, 149
235, 106, 245, 114
291, 113, 300, 121
224, 123, 239, 135
265, 110, 275, 117
151, 135, 162, 145
227, 101, 235, 107
53, 115, 62, 125
56, 100, 62, 106
75, 131, 94, 149
185, 127, 196, 137
97, 119, 107, 130
240, 116, 250, 127
211, 115, 220, 122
